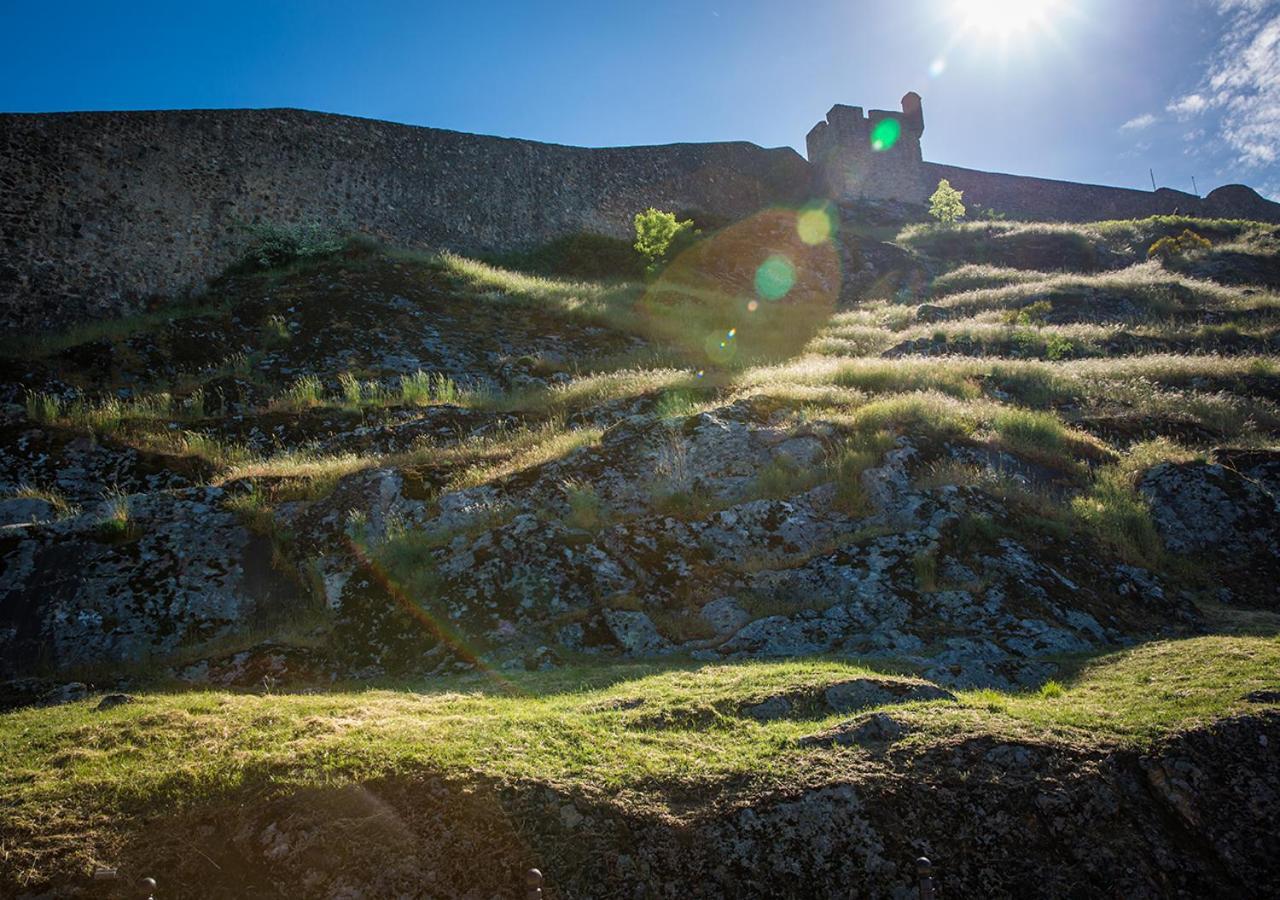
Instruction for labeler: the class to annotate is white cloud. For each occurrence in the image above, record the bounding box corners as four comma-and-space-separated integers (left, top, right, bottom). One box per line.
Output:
1167, 94, 1208, 117
1120, 113, 1157, 131
1171, 3, 1280, 173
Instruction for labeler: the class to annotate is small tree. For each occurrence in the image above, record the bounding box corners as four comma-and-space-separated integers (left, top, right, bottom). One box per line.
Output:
928, 179, 966, 225
633, 208, 695, 275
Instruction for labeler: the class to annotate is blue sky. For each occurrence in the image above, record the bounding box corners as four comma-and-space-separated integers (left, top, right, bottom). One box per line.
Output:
1, 0, 1276, 198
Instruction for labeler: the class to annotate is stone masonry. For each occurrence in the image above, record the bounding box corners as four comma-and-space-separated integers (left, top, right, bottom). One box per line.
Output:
2, 94, 1280, 333
807, 92, 928, 203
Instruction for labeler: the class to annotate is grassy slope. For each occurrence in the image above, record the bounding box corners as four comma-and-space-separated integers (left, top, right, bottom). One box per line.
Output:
4, 215, 1280, 887
2, 635, 1278, 886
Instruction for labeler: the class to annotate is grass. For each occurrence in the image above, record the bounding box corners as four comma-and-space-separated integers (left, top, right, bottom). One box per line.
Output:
399, 370, 459, 406
444, 422, 604, 491
1, 635, 1276, 888
271, 370, 466, 411
925, 262, 1269, 319
436, 251, 642, 332
2, 485, 79, 520
561, 478, 607, 531
24, 389, 194, 431
828, 432, 894, 514
930, 264, 1054, 295
5, 216, 1280, 890
96, 487, 134, 540
1069, 438, 1199, 565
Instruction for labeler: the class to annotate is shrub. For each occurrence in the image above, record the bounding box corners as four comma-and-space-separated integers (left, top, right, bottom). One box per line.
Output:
955, 513, 1002, 553
240, 221, 348, 270
633, 208, 696, 275
1147, 229, 1211, 263
1005, 300, 1053, 327
1044, 333, 1075, 361
750, 457, 822, 501
928, 179, 966, 225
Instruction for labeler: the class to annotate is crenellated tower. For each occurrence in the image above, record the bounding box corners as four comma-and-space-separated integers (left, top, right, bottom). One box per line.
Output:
806, 91, 928, 204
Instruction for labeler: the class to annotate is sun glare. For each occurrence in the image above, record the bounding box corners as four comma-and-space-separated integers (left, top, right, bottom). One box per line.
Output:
954, 0, 1062, 39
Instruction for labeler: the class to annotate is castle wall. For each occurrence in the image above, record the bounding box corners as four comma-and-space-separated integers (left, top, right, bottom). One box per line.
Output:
0, 108, 811, 333
922, 163, 1280, 224
3, 103, 1280, 334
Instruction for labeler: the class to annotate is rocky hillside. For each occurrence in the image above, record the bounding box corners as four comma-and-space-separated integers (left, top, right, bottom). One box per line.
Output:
1, 209, 1279, 896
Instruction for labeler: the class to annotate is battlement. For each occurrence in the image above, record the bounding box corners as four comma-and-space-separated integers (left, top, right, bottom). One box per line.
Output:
807, 92, 928, 203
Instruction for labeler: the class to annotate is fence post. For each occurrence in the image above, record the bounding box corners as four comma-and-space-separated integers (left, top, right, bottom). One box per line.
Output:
139, 876, 157, 899
526, 868, 543, 899
916, 857, 934, 900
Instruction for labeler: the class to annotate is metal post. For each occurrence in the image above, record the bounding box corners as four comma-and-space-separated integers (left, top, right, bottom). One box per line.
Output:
139, 876, 157, 900
526, 868, 543, 899
917, 857, 935, 900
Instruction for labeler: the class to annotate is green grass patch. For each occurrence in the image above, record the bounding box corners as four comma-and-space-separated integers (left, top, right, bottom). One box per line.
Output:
2, 635, 1276, 887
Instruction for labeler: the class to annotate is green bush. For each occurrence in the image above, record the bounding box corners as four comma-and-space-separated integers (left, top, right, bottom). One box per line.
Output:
634, 208, 697, 276
1005, 300, 1053, 327
1147, 229, 1211, 263
928, 179, 966, 225
1044, 333, 1075, 361
240, 221, 348, 270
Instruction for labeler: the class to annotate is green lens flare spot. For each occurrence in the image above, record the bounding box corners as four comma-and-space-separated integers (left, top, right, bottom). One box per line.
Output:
755, 255, 796, 301
870, 117, 901, 152
797, 202, 837, 245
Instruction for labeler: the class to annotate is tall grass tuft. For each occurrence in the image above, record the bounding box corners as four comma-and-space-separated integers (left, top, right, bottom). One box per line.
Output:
399, 371, 460, 406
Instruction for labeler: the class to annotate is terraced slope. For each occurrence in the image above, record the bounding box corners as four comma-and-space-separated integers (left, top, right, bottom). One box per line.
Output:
1, 212, 1278, 896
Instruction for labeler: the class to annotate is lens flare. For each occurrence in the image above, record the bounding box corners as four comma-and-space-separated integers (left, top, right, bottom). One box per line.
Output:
747, 299, 759, 312
929, 57, 947, 77
704, 331, 737, 364
870, 118, 901, 152
755, 255, 796, 301
797, 202, 837, 245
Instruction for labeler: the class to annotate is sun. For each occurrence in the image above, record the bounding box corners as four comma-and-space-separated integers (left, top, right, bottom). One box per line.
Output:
953, 0, 1063, 39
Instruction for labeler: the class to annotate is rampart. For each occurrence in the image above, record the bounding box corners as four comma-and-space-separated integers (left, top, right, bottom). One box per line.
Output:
2, 97, 1279, 333
0, 109, 810, 332
922, 163, 1280, 223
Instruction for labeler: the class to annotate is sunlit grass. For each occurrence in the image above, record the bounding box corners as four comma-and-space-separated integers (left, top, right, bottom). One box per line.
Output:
1, 634, 1275, 887
436, 251, 642, 331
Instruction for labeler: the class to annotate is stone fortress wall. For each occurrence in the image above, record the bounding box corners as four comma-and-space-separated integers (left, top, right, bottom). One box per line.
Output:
0, 109, 811, 332
2, 95, 1279, 332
